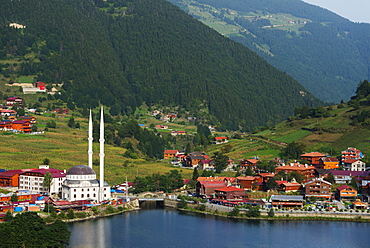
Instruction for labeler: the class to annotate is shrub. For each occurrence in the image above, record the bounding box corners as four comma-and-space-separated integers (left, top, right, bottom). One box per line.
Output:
228, 206, 240, 217
75, 212, 87, 218
246, 206, 260, 217
268, 208, 275, 217
177, 199, 187, 209
105, 205, 115, 214
198, 205, 206, 211
67, 209, 75, 219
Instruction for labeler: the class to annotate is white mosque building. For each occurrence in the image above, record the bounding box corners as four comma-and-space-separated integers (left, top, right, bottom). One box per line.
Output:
62, 108, 111, 202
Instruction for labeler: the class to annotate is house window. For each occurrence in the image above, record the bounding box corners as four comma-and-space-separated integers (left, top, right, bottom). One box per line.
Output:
81, 194, 84, 198
87, 194, 90, 198
74, 194, 76, 198
74, 189, 76, 192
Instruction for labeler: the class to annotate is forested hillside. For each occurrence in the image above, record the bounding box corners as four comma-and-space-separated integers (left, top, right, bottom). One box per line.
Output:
170, 0, 370, 103
0, 0, 322, 131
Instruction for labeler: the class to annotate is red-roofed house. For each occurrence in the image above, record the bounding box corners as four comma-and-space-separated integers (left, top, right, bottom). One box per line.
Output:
196, 181, 227, 196
336, 185, 357, 201
19, 166, 66, 196
275, 163, 315, 179
300, 152, 325, 166
6, 97, 23, 107
236, 176, 259, 190
304, 178, 332, 199
0, 169, 25, 187
342, 147, 363, 160
11, 120, 31, 133
278, 181, 302, 193
164, 150, 179, 159
214, 186, 246, 200
214, 137, 228, 144
240, 159, 259, 171
0, 109, 16, 117
34, 81, 46, 90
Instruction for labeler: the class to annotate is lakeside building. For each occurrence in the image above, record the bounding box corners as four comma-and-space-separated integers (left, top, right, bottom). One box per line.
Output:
18, 165, 66, 197
62, 108, 111, 202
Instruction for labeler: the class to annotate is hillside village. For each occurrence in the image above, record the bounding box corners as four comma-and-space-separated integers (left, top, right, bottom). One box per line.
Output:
164, 146, 370, 211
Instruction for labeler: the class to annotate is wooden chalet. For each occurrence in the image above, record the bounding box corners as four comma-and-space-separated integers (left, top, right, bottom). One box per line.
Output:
163, 150, 179, 159
275, 163, 315, 179
303, 178, 332, 199
11, 120, 32, 133
336, 185, 357, 201
319, 157, 339, 170
300, 152, 325, 166
214, 136, 228, 144
239, 159, 259, 171
6, 97, 23, 107
214, 186, 246, 200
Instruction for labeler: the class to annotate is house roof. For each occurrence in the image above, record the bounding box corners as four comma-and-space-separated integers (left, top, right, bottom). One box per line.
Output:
164, 150, 178, 154
215, 137, 227, 140
199, 181, 226, 187
257, 173, 275, 177
281, 182, 301, 187
197, 176, 227, 182
23, 168, 66, 178
342, 159, 362, 164
337, 185, 355, 191
320, 157, 339, 162
12, 120, 29, 124
271, 195, 304, 201
0, 169, 24, 178
276, 163, 315, 171
329, 170, 363, 177
303, 178, 332, 186
237, 176, 257, 181
215, 186, 244, 192
301, 152, 325, 157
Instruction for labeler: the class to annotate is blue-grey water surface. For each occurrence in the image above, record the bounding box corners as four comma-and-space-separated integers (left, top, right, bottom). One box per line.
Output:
68, 208, 369, 248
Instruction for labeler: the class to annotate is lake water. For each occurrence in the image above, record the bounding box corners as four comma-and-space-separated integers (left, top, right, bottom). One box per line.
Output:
68, 208, 370, 248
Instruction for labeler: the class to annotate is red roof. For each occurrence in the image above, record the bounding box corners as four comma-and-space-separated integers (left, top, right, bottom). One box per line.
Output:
342, 159, 360, 164
337, 185, 355, 191
53, 201, 73, 206
215, 186, 245, 192
23, 168, 66, 178
164, 150, 178, 154
301, 152, 325, 157
215, 137, 227, 140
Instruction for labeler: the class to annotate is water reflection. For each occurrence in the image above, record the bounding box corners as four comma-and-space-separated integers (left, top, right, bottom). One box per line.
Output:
69, 208, 370, 248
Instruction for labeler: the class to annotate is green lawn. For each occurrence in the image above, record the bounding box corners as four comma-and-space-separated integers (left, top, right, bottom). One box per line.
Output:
274, 129, 311, 143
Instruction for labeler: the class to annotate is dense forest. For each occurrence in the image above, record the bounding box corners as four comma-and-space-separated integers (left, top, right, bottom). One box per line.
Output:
170, 0, 370, 103
0, 0, 322, 131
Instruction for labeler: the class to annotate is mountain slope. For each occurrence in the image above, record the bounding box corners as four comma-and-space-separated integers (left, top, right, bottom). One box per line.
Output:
0, 0, 322, 130
169, 0, 370, 103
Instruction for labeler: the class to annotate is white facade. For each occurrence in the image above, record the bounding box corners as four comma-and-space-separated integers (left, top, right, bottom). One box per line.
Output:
343, 160, 366, 171
61, 165, 111, 201
18, 166, 66, 196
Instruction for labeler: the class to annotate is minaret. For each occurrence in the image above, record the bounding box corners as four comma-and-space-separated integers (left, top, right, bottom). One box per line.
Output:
99, 106, 105, 202
88, 110, 93, 169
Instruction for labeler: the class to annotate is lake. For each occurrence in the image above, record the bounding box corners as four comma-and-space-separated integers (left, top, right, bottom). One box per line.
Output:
68, 208, 369, 248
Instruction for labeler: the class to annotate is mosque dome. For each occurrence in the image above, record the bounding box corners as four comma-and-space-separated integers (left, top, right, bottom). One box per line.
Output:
66, 165, 96, 176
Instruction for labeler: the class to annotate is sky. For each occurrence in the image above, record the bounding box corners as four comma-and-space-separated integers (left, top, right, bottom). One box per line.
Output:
302, 0, 370, 23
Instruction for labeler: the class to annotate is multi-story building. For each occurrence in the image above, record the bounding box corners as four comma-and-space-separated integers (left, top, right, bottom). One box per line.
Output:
341, 147, 363, 160
304, 178, 332, 199
18, 166, 66, 196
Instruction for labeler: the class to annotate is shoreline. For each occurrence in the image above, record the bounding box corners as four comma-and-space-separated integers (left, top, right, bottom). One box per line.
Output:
163, 199, 370, 223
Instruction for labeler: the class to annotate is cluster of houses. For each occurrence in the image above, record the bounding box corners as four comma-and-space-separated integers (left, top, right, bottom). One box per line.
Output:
168, 147, 370, 209
0, 97, 37, 133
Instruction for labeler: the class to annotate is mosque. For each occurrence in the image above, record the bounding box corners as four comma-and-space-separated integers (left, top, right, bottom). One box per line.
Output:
62, 108, 111, 202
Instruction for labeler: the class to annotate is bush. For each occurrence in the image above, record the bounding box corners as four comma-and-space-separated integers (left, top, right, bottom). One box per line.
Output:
228, 206, 240, 217
268, 208, 275, 217
198, 205, 206, 211
105, 205, 115, 214
75, 212, 87, 218
177, 199, 187, 209
246, 206, 260, 217
67, 209, 75, 219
